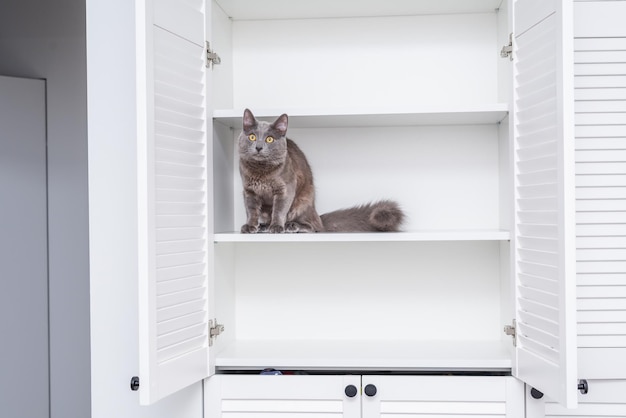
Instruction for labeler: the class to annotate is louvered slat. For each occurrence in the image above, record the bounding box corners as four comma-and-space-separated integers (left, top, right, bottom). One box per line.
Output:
515, 13, 561, 360
574, 35, 626, 364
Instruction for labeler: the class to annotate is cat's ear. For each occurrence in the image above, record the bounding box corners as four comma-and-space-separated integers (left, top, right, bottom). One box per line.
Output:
242, 108, 257, 131
272, 114, 288, 137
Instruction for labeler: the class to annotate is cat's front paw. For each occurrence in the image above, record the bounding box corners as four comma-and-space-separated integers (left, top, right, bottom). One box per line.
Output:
241, 224, 259, 234
285, 222, 300, 233
268, 224, 285, 233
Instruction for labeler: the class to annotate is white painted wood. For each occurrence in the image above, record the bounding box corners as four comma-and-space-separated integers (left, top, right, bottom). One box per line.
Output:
211, 4, 234, 109
229, 13, 498, 110
136, 0, 211, 405
214, 230, 510, 242
574, 1, 626, 38
361, 376, 522, 418
214, 340, 511, 371
205, 374, 361, 418
87, 0, 206, 414
207, 374, 522, 418
207, 1, 515, 378
513, 0, 578, 408
154, 0, 204, 46
526, 380, 626, 418
214, 104, 509, 128
573, 4, 626, 380
85, 0, 626, 413
218, 124, 503, 233
216, 0, 502, 20
226, 241, 503, 344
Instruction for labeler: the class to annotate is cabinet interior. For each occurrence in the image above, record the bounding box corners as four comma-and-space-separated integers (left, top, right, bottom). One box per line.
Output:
210, 0, 514, 371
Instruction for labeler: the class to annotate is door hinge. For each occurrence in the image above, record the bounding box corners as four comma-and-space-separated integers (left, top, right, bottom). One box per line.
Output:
504, 319, 516, 346
206, 41, 221, 68
209, 318, 224, 346
500, 33, 513, 61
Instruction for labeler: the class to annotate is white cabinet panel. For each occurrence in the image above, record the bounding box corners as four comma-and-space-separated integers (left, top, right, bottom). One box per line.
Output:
513, 0, 578, 407
88, 0, 626, 412
205, 375, 361, 418
154, 0, 204, 46
229, 13, 498, 109
526, 380, 626, 418
136, 0, 211, 405
573, 4, 626, 380
362, 376, 523, 418
207, 375, 524, 418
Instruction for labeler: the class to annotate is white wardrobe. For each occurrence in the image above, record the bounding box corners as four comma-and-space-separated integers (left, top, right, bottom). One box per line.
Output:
525, 1, 626, 417
86, 0, 625, 417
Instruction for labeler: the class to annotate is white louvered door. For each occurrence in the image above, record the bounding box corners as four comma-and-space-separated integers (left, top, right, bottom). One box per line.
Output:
136, 0, 212, 405
573, 0, 626, 381
512, 0, 578, 408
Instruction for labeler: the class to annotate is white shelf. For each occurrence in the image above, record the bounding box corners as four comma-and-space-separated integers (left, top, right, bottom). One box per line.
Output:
214, 230, 510, 243
213, 104, 509, 129
215, 340, 512, 371
216, 0, 503, 20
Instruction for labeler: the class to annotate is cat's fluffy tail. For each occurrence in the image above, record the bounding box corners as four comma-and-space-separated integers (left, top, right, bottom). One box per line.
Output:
320, 200, 405, 232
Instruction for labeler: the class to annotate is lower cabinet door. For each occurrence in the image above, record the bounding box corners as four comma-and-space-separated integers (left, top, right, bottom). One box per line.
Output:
526, 379, 626, 418
205, 374, 361, 418
361, 375, 524, 418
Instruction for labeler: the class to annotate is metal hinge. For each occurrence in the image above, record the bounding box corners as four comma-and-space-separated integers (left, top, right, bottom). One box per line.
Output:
500, 33, 513, 61
504, 319, 516, 346
209, 318, 224, 346
206, 41, 221, 68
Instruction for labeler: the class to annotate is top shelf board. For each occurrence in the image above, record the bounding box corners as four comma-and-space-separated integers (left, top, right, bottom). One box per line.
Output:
214, 0, 504, 20
213, 105, 509, 129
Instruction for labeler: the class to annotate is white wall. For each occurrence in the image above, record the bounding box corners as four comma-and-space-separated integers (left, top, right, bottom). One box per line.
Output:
0, 1, 91, 418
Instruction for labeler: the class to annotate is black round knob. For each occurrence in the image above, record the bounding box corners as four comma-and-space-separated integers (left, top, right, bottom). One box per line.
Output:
364, 384, 377, 397
530, 388, 544, 399
130, 376, 139, 391
344, 384, 358, 398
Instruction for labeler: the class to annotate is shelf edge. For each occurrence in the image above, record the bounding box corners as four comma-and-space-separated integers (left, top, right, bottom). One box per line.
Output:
214, 230, 511, 243
214, 104, 509, 128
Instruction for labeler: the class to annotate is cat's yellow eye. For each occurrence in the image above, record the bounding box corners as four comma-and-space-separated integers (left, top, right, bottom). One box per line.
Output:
265, 136, 274, 143
248, 134, 257, 142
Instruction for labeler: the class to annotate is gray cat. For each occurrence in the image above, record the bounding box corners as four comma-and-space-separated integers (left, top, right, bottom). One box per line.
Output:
238, 108, 405, 233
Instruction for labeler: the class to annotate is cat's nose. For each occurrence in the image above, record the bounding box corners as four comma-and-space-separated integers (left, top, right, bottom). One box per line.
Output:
255, 145, 263, 152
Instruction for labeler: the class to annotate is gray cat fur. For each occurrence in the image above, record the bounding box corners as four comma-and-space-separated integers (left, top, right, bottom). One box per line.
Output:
238, 108, 405, 233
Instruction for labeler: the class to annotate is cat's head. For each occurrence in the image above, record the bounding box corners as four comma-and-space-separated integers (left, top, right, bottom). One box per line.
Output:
238, 109, 289, 165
